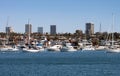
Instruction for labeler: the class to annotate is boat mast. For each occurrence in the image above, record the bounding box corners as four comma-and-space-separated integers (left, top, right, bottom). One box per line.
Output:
28, 19, 30, 45
112, 14, 114, 47
99, 23, 101, 33
6, 17, 9, 44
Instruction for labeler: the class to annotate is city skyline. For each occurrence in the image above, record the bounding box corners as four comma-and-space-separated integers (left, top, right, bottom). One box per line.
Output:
0, 0, 120, 33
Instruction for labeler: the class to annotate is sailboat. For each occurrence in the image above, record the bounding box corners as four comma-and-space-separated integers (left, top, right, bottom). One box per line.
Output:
22, 19, 44, 52
0, 17, 19, 52
107, 14, 120, 53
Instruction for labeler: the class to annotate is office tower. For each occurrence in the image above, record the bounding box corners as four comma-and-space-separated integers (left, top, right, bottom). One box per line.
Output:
85, 23, 94, 35
6, 27, 14, 33
38, 27, 43, 34
25, 24, 32, 34
50, 25, 56, 35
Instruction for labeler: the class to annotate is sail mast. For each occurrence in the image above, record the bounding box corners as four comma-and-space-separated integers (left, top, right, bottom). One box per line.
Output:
99, 23, 101, 33
28, 18, 30, 45
6, 16, 9, 44
112, 14, 114, 47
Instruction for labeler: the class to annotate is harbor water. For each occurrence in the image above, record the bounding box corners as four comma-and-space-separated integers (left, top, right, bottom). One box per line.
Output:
0, 50, 120, 76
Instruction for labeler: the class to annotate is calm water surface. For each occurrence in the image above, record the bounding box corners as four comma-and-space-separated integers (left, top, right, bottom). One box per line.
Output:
0, 51, 120, 76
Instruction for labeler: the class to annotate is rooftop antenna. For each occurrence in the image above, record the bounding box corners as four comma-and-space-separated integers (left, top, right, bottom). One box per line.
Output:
28, 18, 30, 25
6, 16, 9, 27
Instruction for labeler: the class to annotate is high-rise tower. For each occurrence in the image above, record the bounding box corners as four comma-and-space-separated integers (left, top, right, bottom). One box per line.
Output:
85, 23, 94, 35
25, 24, 32, 34
38, 27, 43, 34
50, 25, 56, 35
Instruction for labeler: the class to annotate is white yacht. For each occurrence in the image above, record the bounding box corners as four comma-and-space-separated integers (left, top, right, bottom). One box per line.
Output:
61, 43, 77, 52
95, 46, 107, 51
47, 45, 62, 52
61, 46, 77, 52
0, 46, 12, 51
107, 47, 120, 53
0, 45, 19, 52
22, 49, 41, 52
21, 44, 44, 52
79, 40, 95, 51
82, 45, 95, 51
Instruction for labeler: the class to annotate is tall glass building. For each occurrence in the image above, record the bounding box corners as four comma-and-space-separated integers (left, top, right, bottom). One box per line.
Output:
25, 24, 32, 34
38, 27, 43, 34
50, 25, 56, 35
85, 23, 94, 35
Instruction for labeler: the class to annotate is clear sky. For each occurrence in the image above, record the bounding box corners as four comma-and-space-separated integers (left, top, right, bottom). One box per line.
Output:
0, 0, 120, 33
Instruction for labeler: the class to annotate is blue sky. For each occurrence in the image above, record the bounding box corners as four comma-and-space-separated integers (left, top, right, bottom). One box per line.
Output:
0, 0, 120, 33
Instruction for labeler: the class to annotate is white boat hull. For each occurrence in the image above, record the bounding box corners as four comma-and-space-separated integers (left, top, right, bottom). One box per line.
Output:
61, 46, 77, 52
47, 45, 62, 52
107, 48, 120, 53
22, 49, 41, 52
